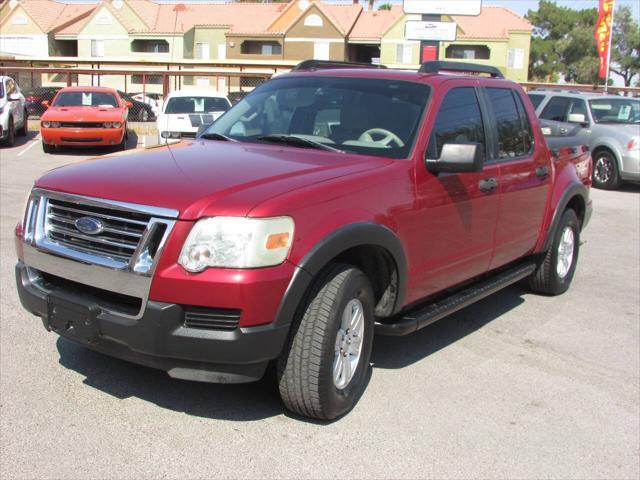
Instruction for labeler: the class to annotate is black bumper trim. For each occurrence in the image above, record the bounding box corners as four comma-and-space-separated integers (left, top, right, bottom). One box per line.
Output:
16, 262, 291, 383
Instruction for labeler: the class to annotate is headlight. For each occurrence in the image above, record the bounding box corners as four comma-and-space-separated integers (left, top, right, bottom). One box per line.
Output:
179, 216, 294, 271
103, 122, 113, 128
41, 121, 51, 128
170, 131, 181, 139
160, 131, 170, 138
51, 121, 60, 128
112, 121, 122, 128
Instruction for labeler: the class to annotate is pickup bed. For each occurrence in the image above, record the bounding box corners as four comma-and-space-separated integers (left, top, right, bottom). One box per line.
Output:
15, 61, 592, 420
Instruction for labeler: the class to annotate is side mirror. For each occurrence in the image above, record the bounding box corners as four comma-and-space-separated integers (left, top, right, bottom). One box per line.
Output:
41, 100, 50, 108
125, 101, 133, 109
196, 122, 213, 138
426, 142, 484, 174
9, 93, 21, 102
568, 113, 586, 124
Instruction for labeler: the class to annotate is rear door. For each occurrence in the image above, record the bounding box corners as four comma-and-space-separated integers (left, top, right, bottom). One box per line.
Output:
411, 83, 501, 299
484, 87, 551, 269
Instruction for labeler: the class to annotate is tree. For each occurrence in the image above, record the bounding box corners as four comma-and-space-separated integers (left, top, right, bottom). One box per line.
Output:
378, 3, 392, 10
610, 4, 640, 87
526, 1, 600, 84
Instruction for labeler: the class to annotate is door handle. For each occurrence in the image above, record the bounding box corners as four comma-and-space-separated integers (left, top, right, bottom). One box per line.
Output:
479, 177, 497, 193
535, 166, 550, 179
559, 127, 568, 135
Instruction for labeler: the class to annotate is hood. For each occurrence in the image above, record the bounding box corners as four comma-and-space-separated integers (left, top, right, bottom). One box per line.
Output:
35, 140, 390, 220
157, 112, 225, 133
41, 106, 123, 122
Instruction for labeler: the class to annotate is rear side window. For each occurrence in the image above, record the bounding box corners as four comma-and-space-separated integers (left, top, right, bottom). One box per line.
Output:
487, 88, 532, 159
540, 96, 571, 121
426, 87, 486, 160
527, 93, 545, 109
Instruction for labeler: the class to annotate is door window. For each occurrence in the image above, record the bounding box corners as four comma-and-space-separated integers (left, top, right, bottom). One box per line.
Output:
486, 88, 531, 160
540, 96, 571, 122
426, 87, 486, 160
527, 93, 545, 109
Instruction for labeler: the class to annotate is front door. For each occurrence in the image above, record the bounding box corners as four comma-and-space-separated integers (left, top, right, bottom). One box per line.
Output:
409, 85, 500, 302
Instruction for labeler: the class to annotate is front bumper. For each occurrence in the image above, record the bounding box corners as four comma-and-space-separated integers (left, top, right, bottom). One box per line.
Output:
41, 127, 124, 147
16, 261, 291, 383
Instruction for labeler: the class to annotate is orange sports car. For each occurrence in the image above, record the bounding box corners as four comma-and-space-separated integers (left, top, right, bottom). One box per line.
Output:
40, 86, 132, 153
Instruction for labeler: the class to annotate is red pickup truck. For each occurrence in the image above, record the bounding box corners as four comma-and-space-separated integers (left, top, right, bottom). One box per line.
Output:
15, 61, 592, 420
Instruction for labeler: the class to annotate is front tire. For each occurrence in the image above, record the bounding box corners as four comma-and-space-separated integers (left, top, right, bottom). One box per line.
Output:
592, 149, 621, 190
42, 141, 55, 154
529, 209, 580, 295
3, 117, 15, 147
277, 264, 374, 420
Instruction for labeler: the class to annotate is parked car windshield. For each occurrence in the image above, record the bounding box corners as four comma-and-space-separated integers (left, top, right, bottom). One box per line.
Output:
205, 76, 431, 159
589, 98, 640, 124
53, 91, 119, 108
164, 96, 230, 114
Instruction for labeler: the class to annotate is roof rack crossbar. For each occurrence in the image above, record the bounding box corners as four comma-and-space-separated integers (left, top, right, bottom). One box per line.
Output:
292, 60, 387, 71
418, 61, 504, 78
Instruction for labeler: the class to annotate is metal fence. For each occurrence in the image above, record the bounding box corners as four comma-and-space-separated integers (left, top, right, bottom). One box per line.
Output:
0, 65, 280, 121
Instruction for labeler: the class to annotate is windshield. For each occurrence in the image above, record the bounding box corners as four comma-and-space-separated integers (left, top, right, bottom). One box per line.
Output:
204, 76, 431, 159
164, 96, 230, 114
53, 91, 119, 108
589, 98, 640, 124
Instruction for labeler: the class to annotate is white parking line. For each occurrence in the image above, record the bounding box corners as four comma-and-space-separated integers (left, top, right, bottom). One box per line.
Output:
17, 135, 41, 157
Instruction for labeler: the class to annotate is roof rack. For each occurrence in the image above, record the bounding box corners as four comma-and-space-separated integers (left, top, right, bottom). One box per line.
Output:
292, 60, 387, 72
418, 61, 504, 79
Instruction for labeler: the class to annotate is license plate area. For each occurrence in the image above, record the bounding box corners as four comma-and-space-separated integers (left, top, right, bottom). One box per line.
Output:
47, 295, 100, 343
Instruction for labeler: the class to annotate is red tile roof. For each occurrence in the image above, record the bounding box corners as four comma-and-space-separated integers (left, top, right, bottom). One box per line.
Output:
349, 5, 403, 40
452, 6, 532, 40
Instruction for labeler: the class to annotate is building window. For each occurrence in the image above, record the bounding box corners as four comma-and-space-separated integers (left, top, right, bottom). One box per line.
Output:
395, 43, 413, 64
445, 45, 490, 60
12, 14, 27, 25
0, 36, 33, 55
240, 41, 282, 55
195, 42, 209, 59
131, 40, 169, 53
507, 48, 525, 69
90, 39, 104, 58
304, 14, 323, 27
95, 11, 112, 25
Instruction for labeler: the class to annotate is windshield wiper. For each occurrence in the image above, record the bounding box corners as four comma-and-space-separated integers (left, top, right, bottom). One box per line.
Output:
256, 134, 344, 153
200, 132, 237, 142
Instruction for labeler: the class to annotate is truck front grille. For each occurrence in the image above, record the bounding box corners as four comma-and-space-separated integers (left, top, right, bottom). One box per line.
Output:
46, 198, 151, 264
60, 122, 104, 128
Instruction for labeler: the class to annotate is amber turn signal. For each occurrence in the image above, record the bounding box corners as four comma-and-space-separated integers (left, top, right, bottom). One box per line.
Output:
266, 232, 290, 250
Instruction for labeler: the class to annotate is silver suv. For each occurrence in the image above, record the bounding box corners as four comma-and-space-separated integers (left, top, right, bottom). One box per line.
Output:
528, 90, 640, 189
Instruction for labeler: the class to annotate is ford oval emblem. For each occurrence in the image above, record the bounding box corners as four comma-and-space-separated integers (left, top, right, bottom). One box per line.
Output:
75, 216, 104, 235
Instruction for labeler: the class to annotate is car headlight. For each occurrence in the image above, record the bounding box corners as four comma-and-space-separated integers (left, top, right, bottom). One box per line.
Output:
41, 121, 51, 128
103, 122, 113, 128
160, 131, 170, 138
51, 121, 60, 128
178, 216, 294, 271
112, 121, 122, 128
170, 131, 181, 139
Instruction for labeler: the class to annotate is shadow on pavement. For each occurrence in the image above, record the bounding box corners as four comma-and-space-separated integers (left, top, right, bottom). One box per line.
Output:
616, 183, 640, 194
0, 130, 39, 149
54, 282, 528, 422
372, 283, 527, 369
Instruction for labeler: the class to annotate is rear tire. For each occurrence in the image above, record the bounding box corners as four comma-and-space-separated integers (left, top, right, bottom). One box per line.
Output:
592, 149, 621, 190
17, 110, 28, 136
277, 264, 374, 420
3, 117, 15, 147
529, 209, 580, 295
42, 141, 55, 154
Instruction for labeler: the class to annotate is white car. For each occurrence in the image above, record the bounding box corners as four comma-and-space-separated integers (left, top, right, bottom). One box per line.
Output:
157, 89, 231, 143
132, 92, 163, 117
0, 76, 28, 147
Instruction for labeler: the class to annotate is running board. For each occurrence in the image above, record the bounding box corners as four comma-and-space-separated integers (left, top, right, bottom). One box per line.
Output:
375, 261, 537, 336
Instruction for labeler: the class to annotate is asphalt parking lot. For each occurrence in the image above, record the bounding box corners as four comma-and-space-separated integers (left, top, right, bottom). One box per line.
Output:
1, 133, 638, 479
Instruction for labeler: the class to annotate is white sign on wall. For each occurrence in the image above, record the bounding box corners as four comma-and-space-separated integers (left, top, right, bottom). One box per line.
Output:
405, 21, 457, 41
403, 0, 482, 16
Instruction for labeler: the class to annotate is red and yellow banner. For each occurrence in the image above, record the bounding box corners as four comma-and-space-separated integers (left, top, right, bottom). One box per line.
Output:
594, 0, 614, 79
